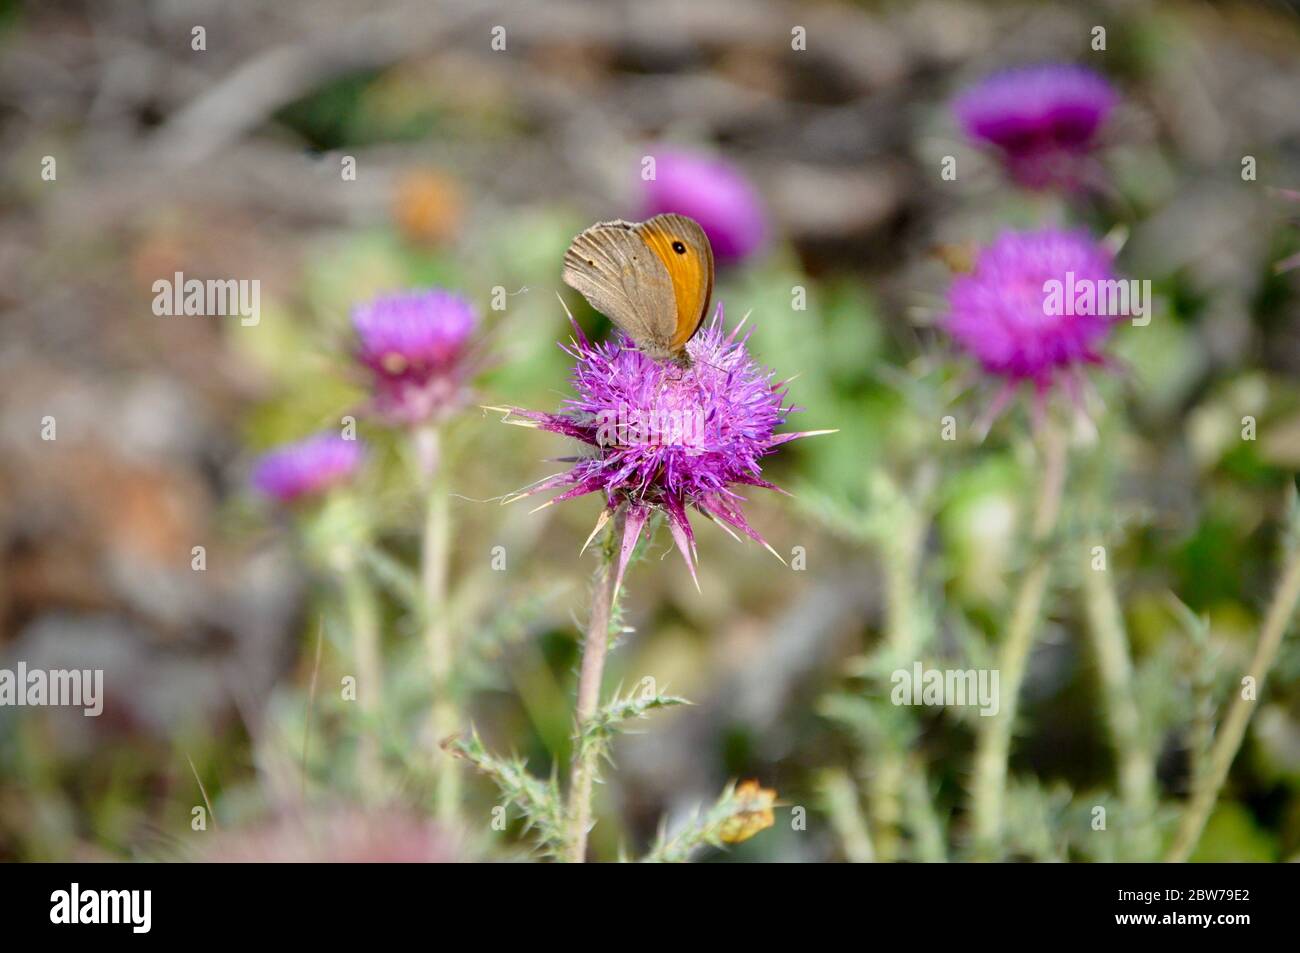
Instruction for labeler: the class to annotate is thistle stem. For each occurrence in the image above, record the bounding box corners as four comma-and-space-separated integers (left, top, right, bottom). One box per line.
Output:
341, 567, 383, 802
883, 485, 926, 658
564, 507, 625, 863
970, 422, 1067, 859
903, 757, 947, 862
418, 426, 460, 827
1082, 548, 1157, 858
873, 475, 927, 861
1165, 542, 1300, 862
822, 769, 875, 863
868, 750, 904, 862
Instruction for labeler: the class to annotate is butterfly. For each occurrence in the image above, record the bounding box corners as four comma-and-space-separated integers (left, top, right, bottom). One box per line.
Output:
562, 213, 714, 366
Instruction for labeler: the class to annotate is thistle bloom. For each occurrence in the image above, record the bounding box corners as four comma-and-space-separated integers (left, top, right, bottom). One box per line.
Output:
640, 149, 767, 265
500, 309, 823, 591
250, 432, 365, 503
955, 64, 1118, 190
352, 288, 478, 425
946, 228, 1118, 409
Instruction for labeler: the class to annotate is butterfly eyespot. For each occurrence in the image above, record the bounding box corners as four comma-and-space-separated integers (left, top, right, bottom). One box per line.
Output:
587, 259, 595, 266
672, 241, 686, 254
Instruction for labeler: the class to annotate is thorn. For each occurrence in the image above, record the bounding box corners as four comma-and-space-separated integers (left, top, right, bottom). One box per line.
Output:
579, 509, 611, 556
481, 405, 539, 428
702, 513, 743, 544
555, 290, 577, 323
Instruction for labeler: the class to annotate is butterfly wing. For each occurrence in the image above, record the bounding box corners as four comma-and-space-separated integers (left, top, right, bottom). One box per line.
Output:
634, 213, 714, 353
562, 221, 678, 358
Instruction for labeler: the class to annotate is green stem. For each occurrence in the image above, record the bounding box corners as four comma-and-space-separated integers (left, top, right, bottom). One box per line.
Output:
1082, 548, 1158, 858
970, 423, 1067, 860
1165, 542, 1300, 862
867, 752, 903, 862
822, 769, 875, 863
418, 426, 460, 827
341, 567, 383, 802
903, 757, 947, 862
873, 474, 927, 861
883, 483, 926, 658
564, 507, 625, 863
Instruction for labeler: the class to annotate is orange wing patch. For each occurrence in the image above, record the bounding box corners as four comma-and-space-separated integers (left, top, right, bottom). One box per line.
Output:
636, 214, 714, 353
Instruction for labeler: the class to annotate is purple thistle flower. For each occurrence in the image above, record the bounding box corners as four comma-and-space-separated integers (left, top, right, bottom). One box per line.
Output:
640, 148, 768, 265
352, 288, 478, 425
946, 228, 1118, 413
251, 432, 365, 503
498, 307, 827, 592
955, 64, 1118, 190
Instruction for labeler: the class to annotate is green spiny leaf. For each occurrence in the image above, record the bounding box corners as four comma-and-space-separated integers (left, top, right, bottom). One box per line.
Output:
443, 728, 566, 857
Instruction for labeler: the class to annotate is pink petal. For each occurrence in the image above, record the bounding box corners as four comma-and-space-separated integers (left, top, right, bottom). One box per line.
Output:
547, 475, 610, 505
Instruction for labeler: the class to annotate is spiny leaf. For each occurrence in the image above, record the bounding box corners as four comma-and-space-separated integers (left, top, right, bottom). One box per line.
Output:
582, 689, 691, 745
360, 545, 424, 618
442, 729, 565, 857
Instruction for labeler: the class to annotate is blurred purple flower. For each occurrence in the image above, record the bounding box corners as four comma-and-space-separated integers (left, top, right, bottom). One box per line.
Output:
251, 432, 365, 503
498, 307, 827, 591
352, 288, 478, 425
946, 228, 1118, 402
640, 149, 767, 264
955, 64, 1118, 190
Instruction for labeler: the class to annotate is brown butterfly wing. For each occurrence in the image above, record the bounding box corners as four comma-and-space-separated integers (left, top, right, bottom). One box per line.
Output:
562, 221, 678, 359
633, 213, 714, 353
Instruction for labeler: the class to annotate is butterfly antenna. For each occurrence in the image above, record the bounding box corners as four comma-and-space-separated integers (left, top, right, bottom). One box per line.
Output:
684, 350, 730, 374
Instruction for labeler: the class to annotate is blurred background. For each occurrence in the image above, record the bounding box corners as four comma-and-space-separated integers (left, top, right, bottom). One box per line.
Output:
2, 0, 1299, 862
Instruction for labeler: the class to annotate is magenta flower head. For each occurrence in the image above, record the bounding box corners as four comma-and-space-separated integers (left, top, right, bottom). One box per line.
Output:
497, 308, 826, 592
640, 148, 767, 265
955, 64, 1118, 190
352, 288, 478, 425
251, 432, 365, 503
946, 228, 1119, 415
